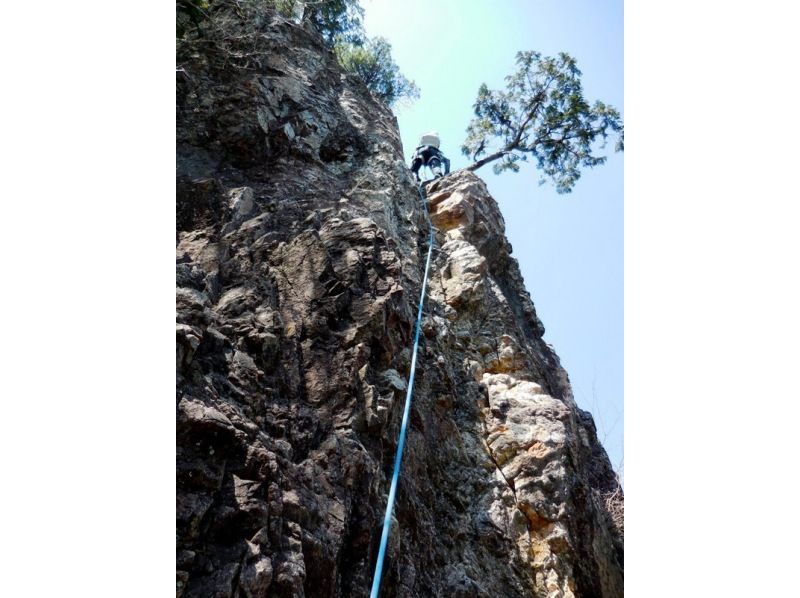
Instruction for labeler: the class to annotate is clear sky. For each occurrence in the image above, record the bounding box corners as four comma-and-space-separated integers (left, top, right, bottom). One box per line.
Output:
362, 0, 624, 474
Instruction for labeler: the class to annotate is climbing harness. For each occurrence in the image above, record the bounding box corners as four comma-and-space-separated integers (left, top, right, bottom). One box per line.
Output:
369, 183, 436, 598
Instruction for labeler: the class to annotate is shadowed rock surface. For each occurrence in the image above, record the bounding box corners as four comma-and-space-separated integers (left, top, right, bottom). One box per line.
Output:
177, 6, 623, 597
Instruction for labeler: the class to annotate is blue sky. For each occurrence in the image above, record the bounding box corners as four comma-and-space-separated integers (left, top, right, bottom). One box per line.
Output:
362, 0, 624, 473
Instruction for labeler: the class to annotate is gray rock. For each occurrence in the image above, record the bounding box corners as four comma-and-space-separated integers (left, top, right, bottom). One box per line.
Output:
228, 187, 256, 221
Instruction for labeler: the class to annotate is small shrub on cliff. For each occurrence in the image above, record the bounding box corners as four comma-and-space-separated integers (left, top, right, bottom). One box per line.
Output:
280, 2, 419, 107
266, 0, 366, 44
462, 51, 623, 193
603, 485, 624, 537
176, 0, 209, 38
334, 36, 420, 107
302, 0, 364, 44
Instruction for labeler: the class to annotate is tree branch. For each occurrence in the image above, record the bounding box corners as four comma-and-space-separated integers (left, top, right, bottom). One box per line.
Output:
466, 149, 513, 171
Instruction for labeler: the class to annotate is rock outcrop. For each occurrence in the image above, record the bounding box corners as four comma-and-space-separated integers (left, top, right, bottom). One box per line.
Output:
177, 6, 622, 597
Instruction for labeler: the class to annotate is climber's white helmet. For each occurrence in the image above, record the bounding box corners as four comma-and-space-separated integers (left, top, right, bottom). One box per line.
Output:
419, 132, 440, 148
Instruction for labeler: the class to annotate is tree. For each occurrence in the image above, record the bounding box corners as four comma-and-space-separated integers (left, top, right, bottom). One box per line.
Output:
301, 0, 364, 45
462, 51, 623, 193
334, 37, 420, 107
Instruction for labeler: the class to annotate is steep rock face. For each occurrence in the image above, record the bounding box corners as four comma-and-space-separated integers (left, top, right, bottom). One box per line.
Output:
422, 174, 623, 597
176, 7, 622, 598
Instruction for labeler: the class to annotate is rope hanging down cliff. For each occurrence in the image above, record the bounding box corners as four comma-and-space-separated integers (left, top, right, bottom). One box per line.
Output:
369, 182, 436, 598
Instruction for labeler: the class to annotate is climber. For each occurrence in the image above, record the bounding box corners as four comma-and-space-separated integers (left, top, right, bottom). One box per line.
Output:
410, 132, 450, 182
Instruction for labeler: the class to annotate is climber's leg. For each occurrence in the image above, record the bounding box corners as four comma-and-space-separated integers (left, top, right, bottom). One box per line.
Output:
429, 157, 443, 178
442, 156, 450, 175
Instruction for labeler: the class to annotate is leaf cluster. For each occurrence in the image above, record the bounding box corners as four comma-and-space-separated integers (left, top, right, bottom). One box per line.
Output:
334, 37, 420, 106
462, 51, 623, 193
302, 0, 364, 44
176, 0, 210, 38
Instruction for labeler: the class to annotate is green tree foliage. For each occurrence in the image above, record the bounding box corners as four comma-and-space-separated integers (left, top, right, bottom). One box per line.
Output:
334, 37, 420, 107
176, 0, 209, 38
462, 51, 623, 193
301, 0, 364, 44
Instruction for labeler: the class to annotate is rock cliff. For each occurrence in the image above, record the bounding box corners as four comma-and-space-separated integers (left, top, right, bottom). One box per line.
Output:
177, 6, 623, 597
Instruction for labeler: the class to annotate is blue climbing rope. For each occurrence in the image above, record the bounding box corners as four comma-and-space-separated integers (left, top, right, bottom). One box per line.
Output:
369, 182, 435, 598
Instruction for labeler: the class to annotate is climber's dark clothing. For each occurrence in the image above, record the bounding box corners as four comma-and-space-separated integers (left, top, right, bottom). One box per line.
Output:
410, 145, 450, 181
